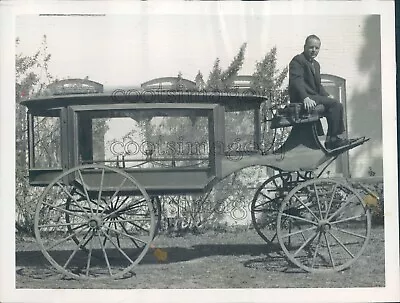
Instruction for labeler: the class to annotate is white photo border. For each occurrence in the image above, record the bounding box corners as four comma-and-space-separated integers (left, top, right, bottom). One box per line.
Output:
0, 1, 398, 303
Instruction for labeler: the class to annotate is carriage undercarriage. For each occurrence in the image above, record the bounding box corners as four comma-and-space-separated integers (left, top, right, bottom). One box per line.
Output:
21, 87, 377, 280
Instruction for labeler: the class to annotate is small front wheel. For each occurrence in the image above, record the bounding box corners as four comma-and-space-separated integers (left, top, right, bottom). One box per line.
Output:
277, 178, 371, 273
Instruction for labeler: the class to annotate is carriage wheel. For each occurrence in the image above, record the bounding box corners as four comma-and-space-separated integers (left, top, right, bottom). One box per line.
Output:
151, 196, 162, 237
251, 173, 292, 244
66, 195, 162, 248
34, 164, 155, 280
276, 178, 371, 273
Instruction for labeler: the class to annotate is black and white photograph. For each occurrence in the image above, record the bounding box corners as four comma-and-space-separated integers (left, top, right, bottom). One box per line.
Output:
0, 1, 398, 302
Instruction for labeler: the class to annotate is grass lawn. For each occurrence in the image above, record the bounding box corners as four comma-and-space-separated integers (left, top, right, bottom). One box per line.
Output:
15, 225, 385, 289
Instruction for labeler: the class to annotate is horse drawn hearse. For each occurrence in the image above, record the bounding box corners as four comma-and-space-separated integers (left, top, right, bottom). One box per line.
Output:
20, 79, 378, 280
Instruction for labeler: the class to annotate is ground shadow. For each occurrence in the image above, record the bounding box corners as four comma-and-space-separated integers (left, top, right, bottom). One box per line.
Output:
16, 243, 283, 268
16, 242, 289, 280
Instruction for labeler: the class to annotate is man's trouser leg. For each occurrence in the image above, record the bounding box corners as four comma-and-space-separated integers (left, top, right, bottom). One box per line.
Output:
312, 96, 345, 137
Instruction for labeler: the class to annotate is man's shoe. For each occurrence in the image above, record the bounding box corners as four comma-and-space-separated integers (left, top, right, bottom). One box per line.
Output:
324, 138, 351, 150
348, 137, 364, 144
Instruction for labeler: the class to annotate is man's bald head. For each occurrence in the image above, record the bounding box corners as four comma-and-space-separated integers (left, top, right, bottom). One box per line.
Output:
305, 35, 321, 46
303, 35, 321, 61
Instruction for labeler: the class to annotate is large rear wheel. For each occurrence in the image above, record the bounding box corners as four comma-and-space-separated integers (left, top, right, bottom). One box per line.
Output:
34, 164, 156, 280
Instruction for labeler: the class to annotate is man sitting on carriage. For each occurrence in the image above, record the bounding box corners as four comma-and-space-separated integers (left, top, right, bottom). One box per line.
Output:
289, 34, 354, 150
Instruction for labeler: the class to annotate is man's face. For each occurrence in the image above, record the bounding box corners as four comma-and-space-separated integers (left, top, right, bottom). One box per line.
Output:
304, 38, 321, 61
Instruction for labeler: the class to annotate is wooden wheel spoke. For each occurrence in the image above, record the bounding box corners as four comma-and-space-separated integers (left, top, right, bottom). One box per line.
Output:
113, 221, 121, 248
105, 225, 147, 246
96, 232, 113, 276
281, 213, 318, 226
330, 214, 364, 225
100, 229, 135, 265
292, 221, 308, 241
119, 212, 152, 217
325, 184, 338, 219
293, 194, 320, 221
259, 192, 273, 201
313, 183, 323, 219
327, 231, 355, 258
121, 198, 147, 211
84, 204, 104, 212
123, 220, 150, 233
80, 231, 95, 249
293, 231, 318, 257
330, 226, 367, 239
283, 225, 317, 239
38, 221, 85, 228
97, 168, 105, 213
110, 196, 118, 209
105, 197, 146, 218
63, 229, 91, 269
100, 177, 128, 215
110, 218, 151, 224
85, 232, 94, 276
114, 196, 130, 211
69, 223, 88, 232
254, 197, 280, 210
323, 232, 335, 268
103, 222, 113, 247
327, 199, 352, 221
46, 229, 88, 250
311, 232, 322, 268
69, 205, 102, 214
64, 208, 88, 213
42, 201, 88, 220
56, 182, 89, 215
77, 170, 95, 215
118, 222, 140, 248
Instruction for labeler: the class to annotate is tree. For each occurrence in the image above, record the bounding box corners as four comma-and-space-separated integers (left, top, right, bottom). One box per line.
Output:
206, 58, 223, 92
15, 36, 109, 235
15, 35, 54, 235
194, 70, 205, 91
251, 46, 288, 102
205, 43, 248, 92
175, 71, 185, 91
251, 46, 290, 152
220, 42, 247, 90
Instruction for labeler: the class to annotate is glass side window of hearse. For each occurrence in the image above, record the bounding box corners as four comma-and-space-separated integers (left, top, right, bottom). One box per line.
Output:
225, 109, 256, 153
77, 109, 210, 169
30, 111, 62, 168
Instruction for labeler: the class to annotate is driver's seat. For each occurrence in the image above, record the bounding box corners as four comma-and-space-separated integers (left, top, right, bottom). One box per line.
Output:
270, 103, 325, 134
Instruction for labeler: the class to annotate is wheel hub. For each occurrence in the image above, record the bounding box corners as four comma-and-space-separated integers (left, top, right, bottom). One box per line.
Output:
318, 219, 331, 232
109, 212, 119, 219
87, 216, 103, 229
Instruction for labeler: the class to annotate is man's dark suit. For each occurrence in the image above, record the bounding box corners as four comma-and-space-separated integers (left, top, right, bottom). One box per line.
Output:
289, 53, 345, 137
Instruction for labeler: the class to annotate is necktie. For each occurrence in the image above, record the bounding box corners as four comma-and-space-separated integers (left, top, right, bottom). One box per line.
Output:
310, 60, 316, 74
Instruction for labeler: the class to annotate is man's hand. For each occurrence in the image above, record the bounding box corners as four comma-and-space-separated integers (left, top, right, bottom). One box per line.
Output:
303, 97, 316, 111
